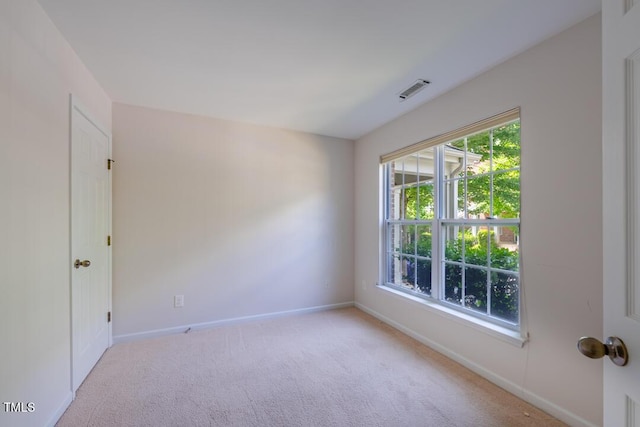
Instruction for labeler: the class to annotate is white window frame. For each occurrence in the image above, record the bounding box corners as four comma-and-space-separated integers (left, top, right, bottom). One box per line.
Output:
381, 109, 521, 332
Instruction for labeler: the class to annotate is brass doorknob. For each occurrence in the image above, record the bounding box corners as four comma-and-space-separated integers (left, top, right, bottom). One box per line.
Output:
577, 336, 628, 366
74, 259, 91, 269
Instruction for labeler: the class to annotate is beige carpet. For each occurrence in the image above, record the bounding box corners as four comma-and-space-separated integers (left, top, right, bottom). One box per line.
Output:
56, 308, 564, 426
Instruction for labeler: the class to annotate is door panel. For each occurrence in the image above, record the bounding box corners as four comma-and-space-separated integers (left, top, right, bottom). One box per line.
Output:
603, 1, 640, 426
71, 98, 111, 392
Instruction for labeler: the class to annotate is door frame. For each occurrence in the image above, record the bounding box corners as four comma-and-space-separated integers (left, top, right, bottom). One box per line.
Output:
69, 94, 113, 395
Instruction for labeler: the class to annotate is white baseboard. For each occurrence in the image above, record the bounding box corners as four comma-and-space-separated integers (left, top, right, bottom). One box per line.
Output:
45, 391, 73, 427
354, 302, 598, 427
113, 302, 355, 344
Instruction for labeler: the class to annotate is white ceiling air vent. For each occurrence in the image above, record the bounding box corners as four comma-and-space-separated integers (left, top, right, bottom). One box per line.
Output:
398, 79, 430, 102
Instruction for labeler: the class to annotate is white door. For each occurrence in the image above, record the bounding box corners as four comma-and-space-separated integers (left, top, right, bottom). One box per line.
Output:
602, 1, 640, 425
70, 96, 112, 392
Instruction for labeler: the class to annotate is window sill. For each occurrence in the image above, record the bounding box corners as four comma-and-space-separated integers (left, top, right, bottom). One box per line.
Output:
376, 284, 528, 348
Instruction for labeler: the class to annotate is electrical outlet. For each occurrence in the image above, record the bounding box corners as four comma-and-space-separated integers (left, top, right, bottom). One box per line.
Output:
361, 280, 367, 290
174, 295, 184, 308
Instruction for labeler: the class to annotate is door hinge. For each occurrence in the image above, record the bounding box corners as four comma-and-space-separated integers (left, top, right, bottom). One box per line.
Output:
107, 311, 111, 323
107, 235, 111, 246
107, 159, 115, 170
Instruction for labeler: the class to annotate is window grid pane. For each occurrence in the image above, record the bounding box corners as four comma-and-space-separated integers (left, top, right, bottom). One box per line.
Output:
416, 258, 432, 295
491, 271, 519, 323
415, 154, 420, 221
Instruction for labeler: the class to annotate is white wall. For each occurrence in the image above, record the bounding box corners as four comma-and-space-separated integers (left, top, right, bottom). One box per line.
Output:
0, 1, 112, 426
354, 14, 602, 427
112, 103, 354, 339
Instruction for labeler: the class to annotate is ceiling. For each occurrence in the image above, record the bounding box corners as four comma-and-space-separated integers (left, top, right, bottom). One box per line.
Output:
37, 0, 601, 140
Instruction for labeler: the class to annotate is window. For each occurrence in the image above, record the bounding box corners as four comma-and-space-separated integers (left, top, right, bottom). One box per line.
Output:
382, 109, 521, 330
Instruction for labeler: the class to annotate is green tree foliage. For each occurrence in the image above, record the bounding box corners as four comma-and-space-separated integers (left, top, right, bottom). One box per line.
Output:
443, 229, 519, 323
405, 229, 519, 323
403, 185, 434, 219
450, 122, 521, 218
